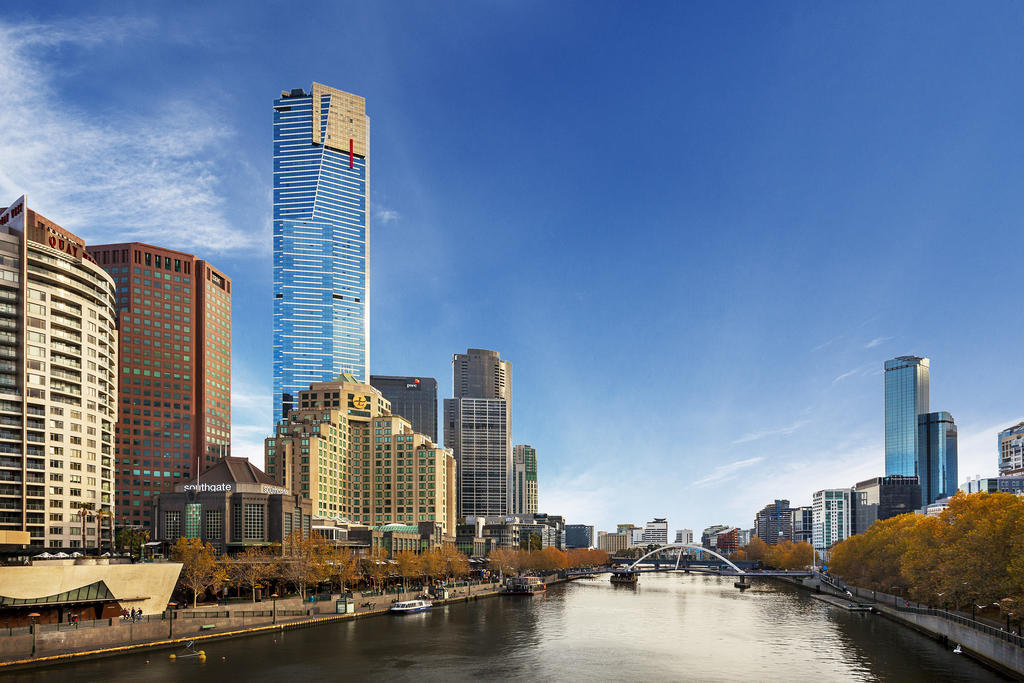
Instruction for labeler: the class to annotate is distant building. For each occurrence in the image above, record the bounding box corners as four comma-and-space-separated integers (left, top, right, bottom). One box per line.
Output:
630, 528, 645, 546
754, 500, 793, 545
714, 527, 739, 554
674, 529, 693, 545
998, 422, 1024, 475
884, 356, 930, 479
565, 524, 594, 549
154, 457, 312, 555
512, 445, 539, 514
370, 376, 438, 442
853, 475, 920, 534
790, 507, 813, 544
598, 532, 628, 554
961, 475, 1024, 495
701, 524, 731, 549
617, 523, 639, 536
918, 411, 958, 506
812, 489, 852, 555
737, 528, 754, 546
643, 518, 669, 545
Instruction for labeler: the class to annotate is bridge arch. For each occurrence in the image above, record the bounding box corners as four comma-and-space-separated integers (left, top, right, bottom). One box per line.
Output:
627, 543, 744, 574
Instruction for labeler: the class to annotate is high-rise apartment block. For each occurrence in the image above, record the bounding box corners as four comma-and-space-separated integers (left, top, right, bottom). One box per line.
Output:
790, 506, 813, 544
754, 499, 792, 545
266, 375, 456, 533
674, 529, 693, 545
812, 489, 852, 555
512, 444, 538, 514
0, 197, 118, 550
89, 242, 230, 530
444, 349, 513, 517
565, 524, 594, 549
370, 376, 437, 443
884, 356, 930, 478
917, 411, 958, 507
998, 422, 1024, 475
643, 517, 669, 545
273, 83, 370, 423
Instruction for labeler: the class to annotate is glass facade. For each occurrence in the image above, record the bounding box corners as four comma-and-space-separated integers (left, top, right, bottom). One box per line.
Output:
917, 411, 958, 506
884, 356, 930, 477
273, 84, 369, 423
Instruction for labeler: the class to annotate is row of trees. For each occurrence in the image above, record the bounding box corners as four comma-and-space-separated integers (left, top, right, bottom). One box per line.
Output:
171, 533, 610, 607
730, 537, 815, 570
488, 547, 609, 575
829, 492, 1024, 619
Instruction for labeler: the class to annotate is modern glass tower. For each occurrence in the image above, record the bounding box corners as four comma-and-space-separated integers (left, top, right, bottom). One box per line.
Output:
918, 411, 958, 506
273, 83, 369, 423
884, 356, 930, 478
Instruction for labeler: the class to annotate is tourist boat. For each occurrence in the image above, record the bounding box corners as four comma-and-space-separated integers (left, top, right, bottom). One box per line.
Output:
610, 570, 639, 585
390, 599, 432, 614
501, 576, 546, 596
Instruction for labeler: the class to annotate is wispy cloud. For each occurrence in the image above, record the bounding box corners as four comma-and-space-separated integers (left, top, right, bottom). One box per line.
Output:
690, 457, 765, 488
375, 207, 400, 223
832, 369, 858, 384
0, 19, 256, 253
812, 335, 842, 352
865, 336, 892, 349
732, 420, 809, 444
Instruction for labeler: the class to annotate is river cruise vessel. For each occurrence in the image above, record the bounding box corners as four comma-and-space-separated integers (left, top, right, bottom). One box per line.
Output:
390, 599, 432, 614
610, 570, 639, 585
501, 576, 546, 596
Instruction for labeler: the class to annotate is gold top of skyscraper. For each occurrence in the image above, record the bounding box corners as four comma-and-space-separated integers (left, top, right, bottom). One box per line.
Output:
309, 82, 368, 157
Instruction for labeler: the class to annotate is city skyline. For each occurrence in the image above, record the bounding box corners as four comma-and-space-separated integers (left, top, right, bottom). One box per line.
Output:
1, 4, 1022, 534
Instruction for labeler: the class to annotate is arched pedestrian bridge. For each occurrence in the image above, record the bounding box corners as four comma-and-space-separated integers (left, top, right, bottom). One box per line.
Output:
567, 543, 813, 588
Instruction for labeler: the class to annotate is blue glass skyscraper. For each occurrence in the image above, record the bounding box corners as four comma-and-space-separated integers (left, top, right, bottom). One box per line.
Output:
884, 356, 930, 478
273, 83, 369, 423
918, 411, 958, 506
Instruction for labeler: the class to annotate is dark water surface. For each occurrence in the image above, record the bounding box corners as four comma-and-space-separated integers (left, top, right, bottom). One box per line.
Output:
6, 574, 1007, 681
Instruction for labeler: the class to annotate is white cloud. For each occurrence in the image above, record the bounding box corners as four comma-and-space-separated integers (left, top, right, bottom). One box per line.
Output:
689, 457, 765, 488
0, 19, 257, 253
956, 417, 1023, 482
732, 420, 809, 444
865, 336, 893, 349
832, 369, 858, 384
375, 207, 400, 223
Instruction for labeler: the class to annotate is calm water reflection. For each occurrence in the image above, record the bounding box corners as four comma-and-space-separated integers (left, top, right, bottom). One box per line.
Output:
8, 574, 1007, 682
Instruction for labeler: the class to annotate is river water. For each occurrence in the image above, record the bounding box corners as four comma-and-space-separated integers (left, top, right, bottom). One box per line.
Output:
7, 574, 1006, 681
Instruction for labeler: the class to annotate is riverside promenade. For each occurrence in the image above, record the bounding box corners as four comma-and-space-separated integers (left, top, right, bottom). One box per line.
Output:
0, 577, 535, 671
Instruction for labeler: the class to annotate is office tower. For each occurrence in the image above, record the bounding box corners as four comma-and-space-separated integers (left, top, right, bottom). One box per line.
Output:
812, 489, 852, 555
674, 529, 693, 545
884, 356, 930, 477
444, 349, 513, 517
598, 532, 628, 553
643, 518, 669, 545
267, 375, 456, 533
853, 475, 920, 534
790, 506, 813, 544
370, 376, 437, 442
273, 83, 370, 423
89, 243, 231, 530
0, 197, 118, 550
565, 524, 594, 548
512, 444, 538, 514
917, 412, 958, 506
998, 422, 1024, 475
754, 499, 792, 545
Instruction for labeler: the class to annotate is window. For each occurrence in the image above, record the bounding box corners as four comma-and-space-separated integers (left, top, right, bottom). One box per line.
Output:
165, 510, 181, 538
205, 509, 223, 539
244, 503, 264, 540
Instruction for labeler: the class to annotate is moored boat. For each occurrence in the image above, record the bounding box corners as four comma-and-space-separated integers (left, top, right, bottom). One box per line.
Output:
501, 576, 546, 596
610, 570, 639, 585
390, 599, 432, 614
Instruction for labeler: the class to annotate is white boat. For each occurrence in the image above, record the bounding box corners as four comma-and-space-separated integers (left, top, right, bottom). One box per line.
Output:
390, 599, 432, 614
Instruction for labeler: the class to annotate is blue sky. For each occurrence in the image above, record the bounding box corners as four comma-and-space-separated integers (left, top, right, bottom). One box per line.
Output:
2, 2, 1023, 535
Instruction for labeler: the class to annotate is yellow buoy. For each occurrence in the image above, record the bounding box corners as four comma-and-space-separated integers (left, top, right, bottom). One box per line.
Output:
169, 654, 176, 660
198, 650, 205, 656
198, 654, 206, 662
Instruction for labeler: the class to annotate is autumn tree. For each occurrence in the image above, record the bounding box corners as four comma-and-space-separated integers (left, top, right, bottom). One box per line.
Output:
228, 546, 275, 602
395, 551, 421, 591
488, 547, 518, 578
280, 532, 332, 599
361, 546, 390, 592
171, 537, 227, 607
439, 545, 469, 581
329, 546, 359, 592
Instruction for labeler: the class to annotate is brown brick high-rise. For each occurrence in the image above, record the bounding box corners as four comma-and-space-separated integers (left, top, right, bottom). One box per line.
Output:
88, 243, 230, 531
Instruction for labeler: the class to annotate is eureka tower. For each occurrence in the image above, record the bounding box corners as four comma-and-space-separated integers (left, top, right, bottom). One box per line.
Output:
273, 83, 370, 422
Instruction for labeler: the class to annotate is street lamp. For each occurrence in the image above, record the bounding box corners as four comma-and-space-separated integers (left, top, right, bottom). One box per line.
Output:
28, 613, 40, 656
271, 593, 279, 625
